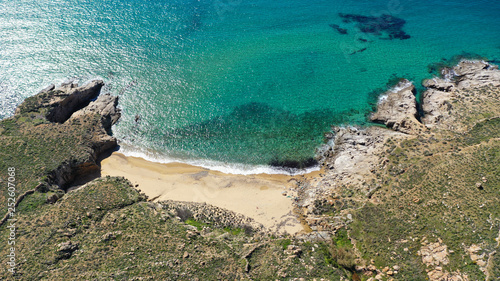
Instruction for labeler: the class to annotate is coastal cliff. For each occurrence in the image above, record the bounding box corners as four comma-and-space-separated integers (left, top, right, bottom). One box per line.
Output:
8, 79, 120, 190
1, 60, 499, 280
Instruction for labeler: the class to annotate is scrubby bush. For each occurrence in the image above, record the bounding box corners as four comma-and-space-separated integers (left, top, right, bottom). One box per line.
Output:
176, 208, 193, 221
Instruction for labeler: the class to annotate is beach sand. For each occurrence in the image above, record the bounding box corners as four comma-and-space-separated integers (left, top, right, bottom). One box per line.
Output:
101, 152, 320, 234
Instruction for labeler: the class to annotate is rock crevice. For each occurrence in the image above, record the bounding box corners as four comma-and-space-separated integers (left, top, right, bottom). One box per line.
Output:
370, 79, 425, 134
422, 60, 500, 128
44, 80, 105, 123
15, 79, 121, 189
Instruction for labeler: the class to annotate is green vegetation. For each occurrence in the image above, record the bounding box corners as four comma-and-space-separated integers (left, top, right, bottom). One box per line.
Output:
348, 111, 500, 279
1, 74, 499, 280
0, 88, 346, 280
185, 218, 209, 231
333, 228, 353, 249
279, 238, 292, 250
460, 117, 500, 145
0, 176, 346, 279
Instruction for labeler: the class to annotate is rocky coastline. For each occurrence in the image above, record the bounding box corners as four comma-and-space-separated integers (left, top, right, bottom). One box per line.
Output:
292, 60, 500, 280
296, 60, 500, 230
1, 60, 499, 279
17, 79, 120, 188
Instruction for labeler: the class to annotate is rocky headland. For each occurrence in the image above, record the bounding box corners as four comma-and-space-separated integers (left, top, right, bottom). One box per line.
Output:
422, 60, 500, 130
13, 79, 120, 187
0, 80, 121, 226
1, 60, 499, 280
293, 60, 500, 280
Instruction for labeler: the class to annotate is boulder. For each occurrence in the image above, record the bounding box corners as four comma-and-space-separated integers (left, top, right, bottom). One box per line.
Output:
57, 241, 79, 260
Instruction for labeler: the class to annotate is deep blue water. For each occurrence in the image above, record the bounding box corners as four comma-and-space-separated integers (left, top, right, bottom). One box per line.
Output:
1, 0, 499, 174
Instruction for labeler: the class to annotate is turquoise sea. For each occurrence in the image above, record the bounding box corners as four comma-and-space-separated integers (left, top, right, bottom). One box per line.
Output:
1, 0, 499, 174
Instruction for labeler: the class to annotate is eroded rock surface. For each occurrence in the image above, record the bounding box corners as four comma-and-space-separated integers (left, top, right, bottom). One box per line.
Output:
46, 80, 105, 123
370, 79, 425, 134
14, 79, 121, 188
71, 93, 121, 133
422, 60, 500, 129
296, 126, 407, 235
418, 239, 469, 281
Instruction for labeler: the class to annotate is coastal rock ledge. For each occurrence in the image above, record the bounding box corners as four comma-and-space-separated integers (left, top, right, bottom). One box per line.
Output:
422, 60, 500, 129
370, 60, 500, 133
370, 79, 425, 134
15, 79, 121, 188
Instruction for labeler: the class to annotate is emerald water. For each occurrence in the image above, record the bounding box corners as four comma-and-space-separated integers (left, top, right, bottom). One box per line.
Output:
1, 0, 499, 174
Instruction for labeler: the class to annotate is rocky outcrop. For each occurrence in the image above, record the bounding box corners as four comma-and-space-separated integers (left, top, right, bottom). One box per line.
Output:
15, 79, 106, 120
56, 241, 79, 260
370, 79, 425, 134
453, 60, 500, 88
371, 61, 500, 132
421, 80, 455, 127
70, 93, 121, 132
418, 239, 469, 281
295, 126, 408, 236
15, 79, 121, 188
298, 82, 426, 233
45, 80, 105, 123
161, 200, 263, 233
422, 60, 500, 128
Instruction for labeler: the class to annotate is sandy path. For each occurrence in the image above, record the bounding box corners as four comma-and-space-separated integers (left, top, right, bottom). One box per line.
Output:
101, 152, 318, 234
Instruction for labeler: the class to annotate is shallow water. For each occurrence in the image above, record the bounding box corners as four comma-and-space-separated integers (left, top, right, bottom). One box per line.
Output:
1, 0, 499, 173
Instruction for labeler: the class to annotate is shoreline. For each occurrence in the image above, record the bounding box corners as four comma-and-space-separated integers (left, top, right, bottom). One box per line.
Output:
117, 143, 322, 176
101, 152, 322, 234
2, 59, 499, 279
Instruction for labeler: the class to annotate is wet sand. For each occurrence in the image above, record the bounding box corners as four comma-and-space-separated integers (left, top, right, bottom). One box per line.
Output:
100, 152, 320, 234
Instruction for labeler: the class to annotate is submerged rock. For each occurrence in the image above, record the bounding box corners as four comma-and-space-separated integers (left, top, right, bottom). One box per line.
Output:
329, 24, 348, 34
338, 13, 410, 40
269, 157, 318, 170
350, 47, 367, 55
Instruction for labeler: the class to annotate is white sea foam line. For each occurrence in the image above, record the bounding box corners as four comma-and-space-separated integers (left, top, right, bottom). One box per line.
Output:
117, 143, 320, 176
389, 80, 413, 93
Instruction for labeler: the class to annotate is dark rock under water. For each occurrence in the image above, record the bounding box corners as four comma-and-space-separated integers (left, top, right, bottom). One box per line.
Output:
338, 13, 410, 40
152, 101, 359, 169
350, 47, 367, 55
329, 24, 348, 35
269, 157, 319, 170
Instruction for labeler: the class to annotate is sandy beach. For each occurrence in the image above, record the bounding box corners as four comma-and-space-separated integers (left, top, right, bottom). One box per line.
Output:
101, 152, 320, 234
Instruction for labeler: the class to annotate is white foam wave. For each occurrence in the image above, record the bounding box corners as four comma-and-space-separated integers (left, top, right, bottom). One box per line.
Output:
377, 79, 413, 104
377, 94, 389, 104
117, 143, 320, 176
389, 79, 413, 93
